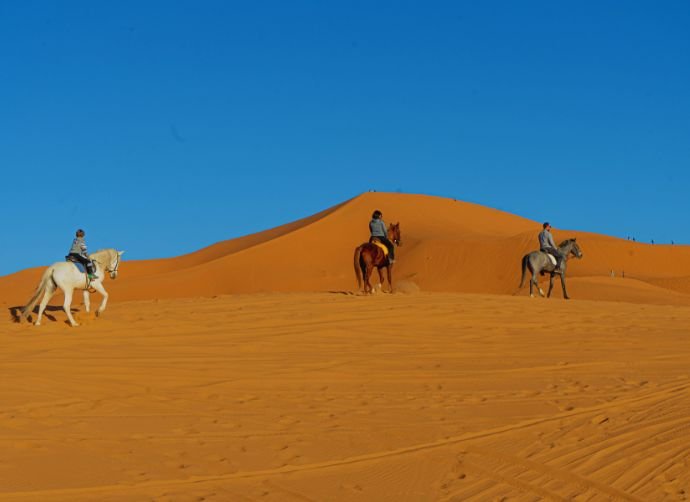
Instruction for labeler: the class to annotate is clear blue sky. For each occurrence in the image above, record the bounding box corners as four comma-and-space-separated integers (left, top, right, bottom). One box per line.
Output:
2, 1, 689, 276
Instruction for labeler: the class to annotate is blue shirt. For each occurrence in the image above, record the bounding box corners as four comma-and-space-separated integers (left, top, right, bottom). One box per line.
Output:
369, 218, 387, 237
539, 230, 556, 250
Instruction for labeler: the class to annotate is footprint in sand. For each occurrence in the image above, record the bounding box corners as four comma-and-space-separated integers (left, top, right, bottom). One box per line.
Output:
342, 483, 364, 493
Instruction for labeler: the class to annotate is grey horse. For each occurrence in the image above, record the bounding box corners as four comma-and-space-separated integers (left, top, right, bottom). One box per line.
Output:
519, 239, 583, 299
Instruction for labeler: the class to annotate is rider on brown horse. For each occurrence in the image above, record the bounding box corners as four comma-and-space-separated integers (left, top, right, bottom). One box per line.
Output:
369, 210, 395, 263
354, 216, 401, 294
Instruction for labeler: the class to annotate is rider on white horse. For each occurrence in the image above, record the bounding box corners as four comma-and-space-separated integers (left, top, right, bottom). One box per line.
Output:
539, 222, 564, 272
20, 247, 124, 327
67, 229, 98, 280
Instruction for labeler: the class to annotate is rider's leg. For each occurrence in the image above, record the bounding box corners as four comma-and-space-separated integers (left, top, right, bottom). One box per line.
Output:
554, 250, 564, 272
380, 236, 395, 262
542, 248, 562, 271
73, 254, 97, 278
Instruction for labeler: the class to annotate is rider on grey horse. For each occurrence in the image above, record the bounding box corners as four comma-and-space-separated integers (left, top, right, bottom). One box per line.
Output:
539, 222, 564, 272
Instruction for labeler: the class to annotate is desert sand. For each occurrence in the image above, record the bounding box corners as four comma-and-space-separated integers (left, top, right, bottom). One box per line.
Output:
2, 192, 690, 501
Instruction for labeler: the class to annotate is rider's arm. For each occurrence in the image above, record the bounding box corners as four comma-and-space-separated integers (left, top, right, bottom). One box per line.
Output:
547, 232, 557, 249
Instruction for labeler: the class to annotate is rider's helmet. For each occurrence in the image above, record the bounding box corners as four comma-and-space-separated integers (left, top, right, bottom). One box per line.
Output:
543, 222, 550, 229
76, 229, 85, 237
372, 210, 382, 219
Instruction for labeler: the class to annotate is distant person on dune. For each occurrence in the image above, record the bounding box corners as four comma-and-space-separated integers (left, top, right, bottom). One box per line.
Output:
369, 210, 395, 263
67, 229, 97, 280
539, 222, 563, 272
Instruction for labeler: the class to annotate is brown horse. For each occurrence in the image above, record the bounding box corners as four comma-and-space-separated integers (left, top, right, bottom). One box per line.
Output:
354, 223, 402, 293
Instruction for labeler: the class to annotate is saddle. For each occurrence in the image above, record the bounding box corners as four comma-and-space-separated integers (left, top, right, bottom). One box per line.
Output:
66, 255, 98, 289
543, 253, 558, 266
65, 255, 94, 274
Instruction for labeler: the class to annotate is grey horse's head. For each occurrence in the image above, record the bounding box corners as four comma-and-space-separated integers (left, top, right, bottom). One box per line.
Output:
561, 238, 583, 259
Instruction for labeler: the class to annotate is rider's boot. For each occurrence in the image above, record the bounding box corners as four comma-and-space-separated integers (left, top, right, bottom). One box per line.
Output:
87, 265, 98, 280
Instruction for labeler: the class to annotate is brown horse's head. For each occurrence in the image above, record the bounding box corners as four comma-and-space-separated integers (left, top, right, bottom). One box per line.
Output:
388, 222, 402, 246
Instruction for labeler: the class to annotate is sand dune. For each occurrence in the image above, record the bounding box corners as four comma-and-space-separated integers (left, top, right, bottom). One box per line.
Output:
3, 192, 690, 500
2, 192, 689, 305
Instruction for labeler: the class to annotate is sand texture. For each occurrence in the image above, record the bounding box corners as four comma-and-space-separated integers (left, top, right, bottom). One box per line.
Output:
2, 193, 690, 500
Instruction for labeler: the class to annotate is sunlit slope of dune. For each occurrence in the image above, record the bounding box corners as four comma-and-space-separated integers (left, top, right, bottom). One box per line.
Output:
103, 192, 541, 300
2, 192, 689, 305
119, 197, 353, 278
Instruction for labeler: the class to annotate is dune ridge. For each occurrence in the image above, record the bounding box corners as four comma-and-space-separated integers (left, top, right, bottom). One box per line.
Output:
2, 192, 689, 306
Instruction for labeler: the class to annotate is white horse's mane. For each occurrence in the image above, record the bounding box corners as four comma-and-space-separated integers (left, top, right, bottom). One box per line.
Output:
90, 248, 115, 261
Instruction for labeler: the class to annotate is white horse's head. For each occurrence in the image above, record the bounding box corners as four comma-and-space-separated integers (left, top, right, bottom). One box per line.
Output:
90, 249, 125, 280
107, 250, 125, 279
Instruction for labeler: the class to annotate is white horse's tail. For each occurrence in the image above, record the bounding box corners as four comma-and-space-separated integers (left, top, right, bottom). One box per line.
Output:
20, 267, 54, 321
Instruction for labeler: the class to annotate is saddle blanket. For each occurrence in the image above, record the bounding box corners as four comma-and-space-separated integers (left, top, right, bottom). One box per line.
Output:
546, 254, 557, 266
372, 241, 389, 256
66, 258, 88, 274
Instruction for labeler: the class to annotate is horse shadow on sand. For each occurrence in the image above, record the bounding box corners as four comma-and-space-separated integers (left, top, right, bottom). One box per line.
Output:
9, 305, 83, 326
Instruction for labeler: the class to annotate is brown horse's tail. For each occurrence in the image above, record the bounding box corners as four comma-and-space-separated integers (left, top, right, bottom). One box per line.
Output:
354, 245, 363, 290
519, 254, 529, 288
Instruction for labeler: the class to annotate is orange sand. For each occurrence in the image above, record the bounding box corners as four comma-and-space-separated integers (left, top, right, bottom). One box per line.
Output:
2, 192, 690, 500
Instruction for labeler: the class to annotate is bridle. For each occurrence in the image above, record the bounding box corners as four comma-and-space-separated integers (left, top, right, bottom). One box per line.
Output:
388, 225, 401, 246
106, 253, 120, 276
391, 230, 401, 246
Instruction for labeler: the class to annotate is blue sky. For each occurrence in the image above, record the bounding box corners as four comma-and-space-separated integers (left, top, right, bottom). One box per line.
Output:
2, 1, 689, 276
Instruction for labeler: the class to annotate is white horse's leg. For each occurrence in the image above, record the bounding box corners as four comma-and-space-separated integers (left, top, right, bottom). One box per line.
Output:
91, 281, 109, 317
83, 290, 91, 314
35, 282, 57, 326
63, 288, 79, 327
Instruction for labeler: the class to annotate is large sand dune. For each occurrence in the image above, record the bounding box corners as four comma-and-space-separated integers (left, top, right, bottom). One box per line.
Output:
2, 192, 690, 500
2, 192, 689, 305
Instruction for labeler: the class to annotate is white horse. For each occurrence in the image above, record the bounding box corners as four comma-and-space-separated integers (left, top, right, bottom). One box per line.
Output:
19, 248, 124, 327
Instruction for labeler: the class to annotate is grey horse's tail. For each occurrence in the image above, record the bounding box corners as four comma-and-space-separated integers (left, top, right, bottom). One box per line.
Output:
519, 254, 529, 288
19, 267, 53, 321
354, 245, 363, 290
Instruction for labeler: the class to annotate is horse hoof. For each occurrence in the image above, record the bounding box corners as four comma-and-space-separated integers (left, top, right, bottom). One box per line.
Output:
34, 322, 41, 326
530, 294, 534, 298
538, 289, 545, 297
96, 311, 101, 317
